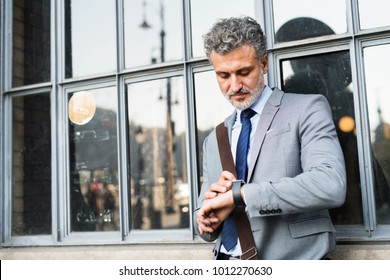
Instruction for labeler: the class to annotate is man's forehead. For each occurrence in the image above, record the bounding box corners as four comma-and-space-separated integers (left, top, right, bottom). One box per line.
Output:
210, 46, 258, 67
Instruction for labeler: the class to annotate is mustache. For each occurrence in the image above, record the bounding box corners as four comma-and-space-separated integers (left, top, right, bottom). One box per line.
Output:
226, 88, 252, 96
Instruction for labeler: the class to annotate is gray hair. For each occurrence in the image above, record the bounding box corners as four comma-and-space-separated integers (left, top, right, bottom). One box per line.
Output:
203, 16, 267, 60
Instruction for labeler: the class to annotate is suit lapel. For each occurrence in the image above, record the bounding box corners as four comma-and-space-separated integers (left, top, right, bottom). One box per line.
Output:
247, 88, 284, 181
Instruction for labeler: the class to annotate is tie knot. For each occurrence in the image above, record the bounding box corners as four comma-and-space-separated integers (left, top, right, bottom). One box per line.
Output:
240, 108, 256, 121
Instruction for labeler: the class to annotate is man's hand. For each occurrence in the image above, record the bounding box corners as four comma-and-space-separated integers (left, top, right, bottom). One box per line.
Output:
197, 171, 236, 235
197, 190, 235, 234
203, 171, 236, 200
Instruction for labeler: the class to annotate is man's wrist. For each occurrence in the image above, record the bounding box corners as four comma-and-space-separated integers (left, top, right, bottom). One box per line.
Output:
232, 180, 245, 206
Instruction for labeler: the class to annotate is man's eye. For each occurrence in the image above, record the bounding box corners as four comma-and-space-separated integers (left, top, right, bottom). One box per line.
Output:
239, 71, 250, 76
219, 74, 229, 79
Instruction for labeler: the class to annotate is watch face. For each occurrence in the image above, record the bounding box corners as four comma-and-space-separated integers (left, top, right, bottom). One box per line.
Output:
232, 179, 245, 185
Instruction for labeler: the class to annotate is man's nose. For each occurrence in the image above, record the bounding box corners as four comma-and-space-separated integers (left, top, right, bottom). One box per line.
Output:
230, 76, 242, 93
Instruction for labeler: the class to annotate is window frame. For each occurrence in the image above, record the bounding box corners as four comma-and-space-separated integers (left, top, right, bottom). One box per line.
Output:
356, 37, 390, 238
59, 79, 125, 245
3, 88, 55, 247
264, 0, 390, 241
122, 68, 194, 243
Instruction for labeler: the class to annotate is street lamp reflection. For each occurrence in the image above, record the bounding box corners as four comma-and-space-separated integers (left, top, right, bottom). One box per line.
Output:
134, 126, 146, 229
338, 115, 355, 133
140, 0, 177, 215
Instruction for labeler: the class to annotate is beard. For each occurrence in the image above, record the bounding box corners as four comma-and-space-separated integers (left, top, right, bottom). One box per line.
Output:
223, 82, 263, 111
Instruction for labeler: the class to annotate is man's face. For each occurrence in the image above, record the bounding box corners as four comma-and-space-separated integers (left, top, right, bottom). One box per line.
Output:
210, 45, 268, 110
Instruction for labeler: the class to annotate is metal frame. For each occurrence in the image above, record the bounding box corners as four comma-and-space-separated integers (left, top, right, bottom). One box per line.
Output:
0, 0, 5, 247
263, 0, 390, 241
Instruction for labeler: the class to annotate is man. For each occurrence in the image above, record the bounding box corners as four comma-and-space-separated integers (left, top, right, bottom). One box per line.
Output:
194, 16, 346, 260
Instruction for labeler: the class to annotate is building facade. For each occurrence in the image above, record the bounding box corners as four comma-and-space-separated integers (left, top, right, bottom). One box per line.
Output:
1, 0, 390, 259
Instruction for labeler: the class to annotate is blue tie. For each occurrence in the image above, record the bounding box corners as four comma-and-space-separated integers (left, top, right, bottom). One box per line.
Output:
221, 108, 256, 251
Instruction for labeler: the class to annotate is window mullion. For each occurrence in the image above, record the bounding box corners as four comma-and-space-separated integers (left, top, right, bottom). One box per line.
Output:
353, 38, 377, 234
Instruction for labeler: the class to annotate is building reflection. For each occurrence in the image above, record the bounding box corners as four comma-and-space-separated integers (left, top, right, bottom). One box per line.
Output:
275, 17, 390, 225
129, 121, 189, 230
69, 99, 189, 232
128, 0, 189, 230
372, 107, 390, 223
70, 106, 120, 232
276, 17, 362, 224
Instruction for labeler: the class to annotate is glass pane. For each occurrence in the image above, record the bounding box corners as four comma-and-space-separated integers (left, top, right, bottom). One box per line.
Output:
364, 44, 390, 224
281, 51, 363, 225
273, 0, 347, 43
12, 93, 52, 235
68, 87, 119, 232
12, 0, 51, 87
64, 0, 116, 78
359, 0, 390, 30
124, 0, 182, 68
190, 0, 255, 58
194, 71, 233, 182
127, 77, 189, 230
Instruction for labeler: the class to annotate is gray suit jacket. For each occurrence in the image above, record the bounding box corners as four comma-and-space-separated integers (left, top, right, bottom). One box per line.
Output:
194, 87, 346, 260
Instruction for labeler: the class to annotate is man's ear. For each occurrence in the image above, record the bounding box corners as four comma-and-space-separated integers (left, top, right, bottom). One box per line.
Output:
261, 54, 269, 74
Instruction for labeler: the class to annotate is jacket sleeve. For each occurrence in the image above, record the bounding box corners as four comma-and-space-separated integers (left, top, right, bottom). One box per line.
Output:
193, 131, 222, 242
244, 94, 347, 218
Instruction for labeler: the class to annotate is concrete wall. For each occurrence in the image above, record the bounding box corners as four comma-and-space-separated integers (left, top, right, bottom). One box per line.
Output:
1, 243, 390, 260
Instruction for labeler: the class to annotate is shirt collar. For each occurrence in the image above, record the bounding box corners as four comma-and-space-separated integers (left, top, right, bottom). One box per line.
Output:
236, 85, 273, 118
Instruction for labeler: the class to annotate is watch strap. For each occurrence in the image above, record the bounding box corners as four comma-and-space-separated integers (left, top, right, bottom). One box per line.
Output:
232, 180, 245, 206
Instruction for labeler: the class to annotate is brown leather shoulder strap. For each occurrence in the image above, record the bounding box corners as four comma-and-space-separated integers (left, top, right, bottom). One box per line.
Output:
216, 123, 237, 177
215, 122, 259, 260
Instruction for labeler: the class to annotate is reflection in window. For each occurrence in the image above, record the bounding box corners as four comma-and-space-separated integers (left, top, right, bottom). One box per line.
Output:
359, 0, 390, 30
273, 0, 347, 43
364, 44, 390, 224
275, 16, 360, 224
281, 51, 363, 225
68, 87, 119, 232
193, 71, 234, 183
12, 0, 50, 87
124, 0, 182, 68
190, 0, 255, 58
127, 77, 189, 230
64, 0, 116, 78
12, 93, 51, 235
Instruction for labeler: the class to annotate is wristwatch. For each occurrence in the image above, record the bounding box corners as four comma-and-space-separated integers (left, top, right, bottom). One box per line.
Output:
232, 180, 245, 206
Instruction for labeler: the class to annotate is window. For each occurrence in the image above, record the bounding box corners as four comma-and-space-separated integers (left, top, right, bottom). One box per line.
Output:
11, 92, 51, 236
64, 0, 116, 78
280, 51, 362, 225
124, 0, 183, 68
358, 0, 390, 30
193, 70, 233, 182
268, 0, 390, 237
363, 43, 390, 224
12, 0, 50, 87
127, 77, 189, 230
68, 87, 119, 232
273, 0, 347, 43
